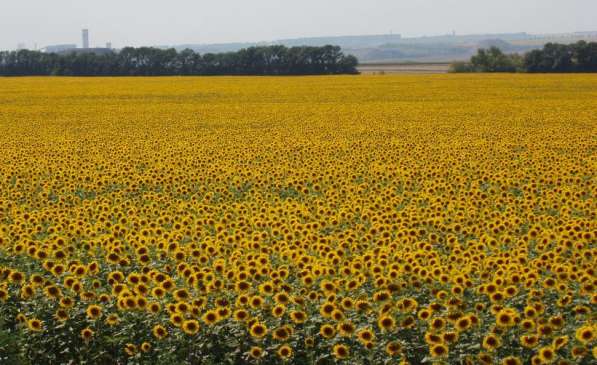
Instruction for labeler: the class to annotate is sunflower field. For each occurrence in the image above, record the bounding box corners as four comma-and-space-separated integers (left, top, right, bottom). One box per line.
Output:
0, 75, 595, 365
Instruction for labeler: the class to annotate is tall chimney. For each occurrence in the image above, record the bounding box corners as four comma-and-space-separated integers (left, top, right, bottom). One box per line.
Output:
82, 29, 89, 49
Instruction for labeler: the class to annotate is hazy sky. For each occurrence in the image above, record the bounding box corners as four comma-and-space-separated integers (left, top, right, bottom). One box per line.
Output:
2, 0, 595, 49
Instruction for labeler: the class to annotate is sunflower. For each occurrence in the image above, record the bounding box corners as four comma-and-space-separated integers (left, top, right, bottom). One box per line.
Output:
357, 328, 375, 344
330, 308, 345, 321
148, 302, 161, 314
425, 332, 443, 345
418, 309, 432, 321
80, 327, 94, 341
378, 315, 395, 332
202, 310, 219, 325
140, 342, 152, 353
290, 310, 307, 324
455, 316, 471, 331
442, 331, 459, 344
355, 300, 370, 312
249, 346, 264, 359
571, 346, 587, 359
233, 309, 249, 322
182, 320, 200, 335
430, 343, 448, 358
274, 344, 292, 360
482, 334, 501, 351
106, 313, 120, 326
249, 322, 268, 339
501, 356, 522, 365
520, 335, 539, 348
27, 318, 43, 332
520, 319, 535, 331
124, 343, 137, 356
170, 313, 184, 327
274, 292, 290, 305
152, 324, 168, 340
430, 317, 446, 331
495, 309, 516, 328
55, 309, 69, 322
575, 325, 594, 344
385, 341, 402, 356
472, 351, 492, 365
333, 344, 350, 359
272, 326, 291, 341
0, 288, 8, 301
337, 321, 355, 337
249, 295, 264, 309
44, 285, 62, 300
86, 304, 102, 320
319, 324, 336, 339
537, 346, 555, 363
320, 303, 336, 318
552, 335, 568, 350
272, 304, 286, 318
16, 313, 27, 324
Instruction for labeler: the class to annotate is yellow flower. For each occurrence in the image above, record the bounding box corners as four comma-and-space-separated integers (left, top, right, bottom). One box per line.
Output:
106, 313, 120, 326
141, 342, 152, 353
337, 321, 355, 337
202, 310, 219, 325
27, 318, 43, 332
152, 324, 168, 340
249, 322, 268, 339
81, 327, 94, 341
575, 325, 594, 344
377, 315, 395, 332
482, 334, 501, 351
290, 310, 307, 324
501, 356, 522, 365
86, 304, 102, 320
182, 320, 200, 335
319, 324, 336, 339
124, 343, 137, 356
249, 346, 263, 359
385, 341, 402, 356
332, 344, 350, 359
430, 343, 448, 358
537, 346, 555, 363
277, 344, 293, 360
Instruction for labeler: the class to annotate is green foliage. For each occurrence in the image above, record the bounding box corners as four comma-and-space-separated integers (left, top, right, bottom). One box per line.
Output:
524, 41, 597, 72
451, 41, 597, 73
450, 47, 522, 73
448, 61, 474, 73
0, 45, 359, 76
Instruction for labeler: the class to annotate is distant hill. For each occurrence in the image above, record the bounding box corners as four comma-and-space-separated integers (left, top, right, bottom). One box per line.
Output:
166, 31, 597, 63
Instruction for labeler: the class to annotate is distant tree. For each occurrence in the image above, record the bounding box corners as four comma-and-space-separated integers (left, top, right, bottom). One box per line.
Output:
0, 45, 359, 76
451, 41, 597, 73
470, 47, 520, 72
448, 61, 474, 73
524, 41, 597, 73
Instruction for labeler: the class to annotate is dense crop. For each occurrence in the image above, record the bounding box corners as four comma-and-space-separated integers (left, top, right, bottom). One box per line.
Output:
0, 75, 595, 364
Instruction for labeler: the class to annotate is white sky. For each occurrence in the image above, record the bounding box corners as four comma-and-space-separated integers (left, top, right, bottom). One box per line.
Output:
1, 0, 595, 49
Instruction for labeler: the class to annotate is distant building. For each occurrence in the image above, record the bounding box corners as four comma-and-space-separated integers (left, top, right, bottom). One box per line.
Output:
42, 44, 77, 53
17, 43, 27, 50
82, 29, 89, 49
106, 42, 112, 49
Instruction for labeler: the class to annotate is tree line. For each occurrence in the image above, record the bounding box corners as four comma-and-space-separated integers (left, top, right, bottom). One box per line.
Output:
450, 41, 597, 73
0, 45, 359, 76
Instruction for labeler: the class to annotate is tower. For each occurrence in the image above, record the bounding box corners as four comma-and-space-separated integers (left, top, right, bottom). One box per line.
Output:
82, 29, 89, 49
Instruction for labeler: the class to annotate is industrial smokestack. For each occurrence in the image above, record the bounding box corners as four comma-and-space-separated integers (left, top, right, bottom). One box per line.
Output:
82, 29, 89, 49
